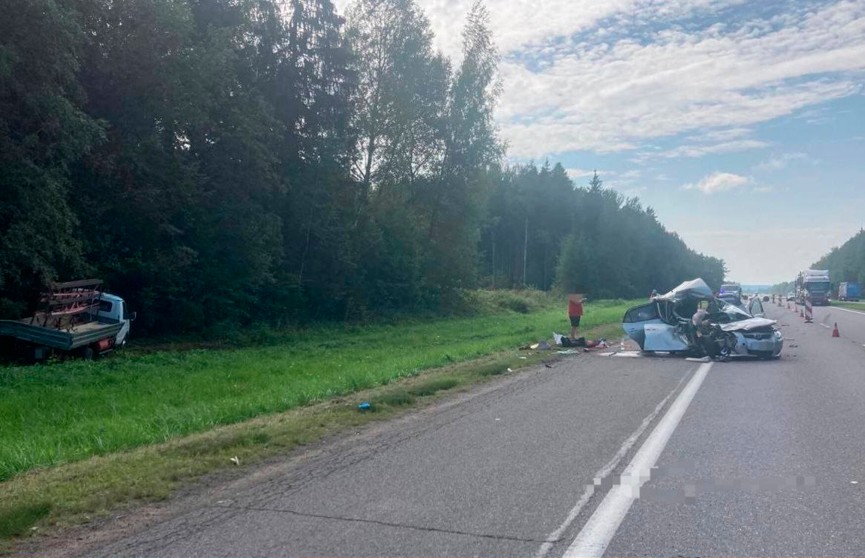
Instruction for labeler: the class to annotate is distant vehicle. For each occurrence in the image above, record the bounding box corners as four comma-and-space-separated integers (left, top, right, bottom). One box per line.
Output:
796, 269, 831, 306
787, 291, 797, 302
0, 279, 134, 362
719, 282, 743, 300
838, 282, 862, 302
622, 278, 783, 359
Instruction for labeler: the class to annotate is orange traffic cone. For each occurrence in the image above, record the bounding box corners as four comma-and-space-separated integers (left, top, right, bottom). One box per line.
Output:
832, 323, 840, 338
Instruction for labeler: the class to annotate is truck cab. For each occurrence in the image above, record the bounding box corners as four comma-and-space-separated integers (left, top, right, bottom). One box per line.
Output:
798, 270, 831, 306
97, 293, 136, 347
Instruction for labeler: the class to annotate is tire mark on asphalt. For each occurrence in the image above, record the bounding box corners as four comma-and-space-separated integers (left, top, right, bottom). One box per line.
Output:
211, 503, 549, 544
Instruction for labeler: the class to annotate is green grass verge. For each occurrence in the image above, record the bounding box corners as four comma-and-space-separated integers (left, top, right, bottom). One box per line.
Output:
0, 294, 635, 544
833, 301, 865, 312
0, 350, 549, 547
0, 296, 630, 482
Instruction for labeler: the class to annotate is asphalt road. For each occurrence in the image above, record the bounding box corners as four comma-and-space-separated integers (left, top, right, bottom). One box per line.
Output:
74, 302, 865, 557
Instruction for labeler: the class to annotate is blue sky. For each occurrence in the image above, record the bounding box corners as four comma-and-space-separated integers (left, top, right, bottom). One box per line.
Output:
333, 0, 865, 284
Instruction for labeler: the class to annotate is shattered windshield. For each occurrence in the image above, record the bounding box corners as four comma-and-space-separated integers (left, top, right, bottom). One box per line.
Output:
718, 302, 752, 322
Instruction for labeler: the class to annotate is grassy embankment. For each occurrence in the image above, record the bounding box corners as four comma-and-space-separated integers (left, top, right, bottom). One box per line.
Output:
833, 301, 865, 312
0, 292, 634, 541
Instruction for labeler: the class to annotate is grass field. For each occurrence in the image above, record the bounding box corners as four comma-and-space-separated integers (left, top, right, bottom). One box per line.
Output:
0, 295, 633, 483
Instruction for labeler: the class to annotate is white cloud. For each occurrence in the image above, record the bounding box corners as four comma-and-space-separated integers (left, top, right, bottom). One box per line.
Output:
694, 128, 754, 142
755, 152, 808, 171
334, 0, 865, 159
649, 139, 770, 159
683, 172, 751, 194
565, 167, 600, 180
494, 0, 865, 157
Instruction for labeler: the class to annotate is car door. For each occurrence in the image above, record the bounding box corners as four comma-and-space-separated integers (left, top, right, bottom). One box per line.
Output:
748, 298, 765, 318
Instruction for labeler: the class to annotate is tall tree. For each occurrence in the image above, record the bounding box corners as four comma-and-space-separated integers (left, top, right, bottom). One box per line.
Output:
420, 0, 501, 292
275, 0, 359, 319
0, 0, 103, 314
346, 0, 449, 196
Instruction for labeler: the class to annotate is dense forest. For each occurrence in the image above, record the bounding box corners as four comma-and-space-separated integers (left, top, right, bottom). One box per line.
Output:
0, 0, 725, 335
813, 229, 865, 287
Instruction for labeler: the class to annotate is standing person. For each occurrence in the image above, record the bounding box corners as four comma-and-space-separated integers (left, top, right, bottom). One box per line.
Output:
568, 294, 585, 341
691, 306, 714, 357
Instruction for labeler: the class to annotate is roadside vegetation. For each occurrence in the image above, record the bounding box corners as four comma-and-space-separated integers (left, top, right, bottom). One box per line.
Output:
0, 294, 632, 481
1, 0, 723, 337
0, 295, 634, 543
833, 301, 865, 312
813, 230, 865, 289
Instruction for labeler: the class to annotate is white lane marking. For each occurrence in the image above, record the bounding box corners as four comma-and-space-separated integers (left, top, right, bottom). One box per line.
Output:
535, 371, 692, 557
562, 362, 713, 558
819, 323, 831, 329
833, 306, 865, 317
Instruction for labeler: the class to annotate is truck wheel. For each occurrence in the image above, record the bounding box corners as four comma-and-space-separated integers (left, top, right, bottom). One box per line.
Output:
81, 346, 95, 360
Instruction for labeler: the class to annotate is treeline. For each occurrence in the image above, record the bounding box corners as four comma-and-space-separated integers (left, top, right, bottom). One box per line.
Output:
813, 229, 865, 286
481, 167, 725, 297
0, 0, 724, 334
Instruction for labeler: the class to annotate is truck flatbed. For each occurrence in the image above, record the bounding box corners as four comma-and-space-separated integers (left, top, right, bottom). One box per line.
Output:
0, 318, 122, 351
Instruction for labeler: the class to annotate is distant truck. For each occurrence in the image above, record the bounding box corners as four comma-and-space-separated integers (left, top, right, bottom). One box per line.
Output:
0, 279, 134, 362
796, 270, 831, 306
838, 282, 862, 302
719, 282, 743, 300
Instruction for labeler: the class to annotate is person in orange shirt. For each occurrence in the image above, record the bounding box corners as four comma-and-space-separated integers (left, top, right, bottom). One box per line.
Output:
568, 294, 585, 341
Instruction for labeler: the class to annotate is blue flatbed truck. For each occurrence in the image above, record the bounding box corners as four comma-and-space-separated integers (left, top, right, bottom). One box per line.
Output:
0, 279, 133, 361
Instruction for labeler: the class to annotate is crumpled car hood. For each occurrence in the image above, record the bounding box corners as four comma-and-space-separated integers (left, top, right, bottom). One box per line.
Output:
656, 278, 714, 302
719, 317, 777, 332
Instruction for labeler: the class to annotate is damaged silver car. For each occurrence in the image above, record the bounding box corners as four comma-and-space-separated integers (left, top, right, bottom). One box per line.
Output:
622, 278, 783, 359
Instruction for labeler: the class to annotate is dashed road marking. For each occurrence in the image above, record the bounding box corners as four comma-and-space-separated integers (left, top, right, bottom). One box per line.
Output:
536, 370, 692, 557
562, 362, 713, 557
